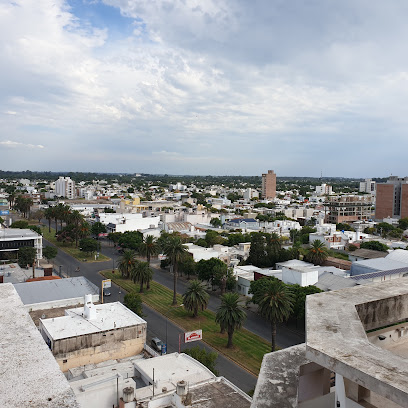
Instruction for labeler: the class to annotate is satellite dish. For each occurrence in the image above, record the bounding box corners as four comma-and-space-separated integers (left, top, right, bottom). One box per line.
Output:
41, 314, 46, 319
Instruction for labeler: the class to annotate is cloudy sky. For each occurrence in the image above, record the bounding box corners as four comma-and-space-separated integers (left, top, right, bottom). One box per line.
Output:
1, 1, 407, 177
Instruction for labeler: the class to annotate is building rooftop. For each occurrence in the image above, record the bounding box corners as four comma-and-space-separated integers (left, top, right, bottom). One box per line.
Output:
351, 257, 408, 273
14, 276, 99, 306
306, 278, 408, 407
386, 248, 408, 264
351, 248, 388, 259
0, 283, 79, 407
0, 227, 41, 239
41, 302, 146, 340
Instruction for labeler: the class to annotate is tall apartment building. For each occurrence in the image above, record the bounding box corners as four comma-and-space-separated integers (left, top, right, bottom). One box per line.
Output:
375, 176, 408, 220
55, 176, 76, 199
359, 178, 376, 195
261, 170, 276, 199
324, 195, 373, 224
315, 183, 333, 196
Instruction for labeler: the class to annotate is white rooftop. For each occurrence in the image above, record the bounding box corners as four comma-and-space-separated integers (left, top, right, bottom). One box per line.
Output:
41, 302, 146, 340
0, 284, 79, 407
0, 227, 41, 239
134, 352, 215, 391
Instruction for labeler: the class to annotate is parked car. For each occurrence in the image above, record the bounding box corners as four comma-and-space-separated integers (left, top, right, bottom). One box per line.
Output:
151, 337, 163, 353
103, 288, 111, 296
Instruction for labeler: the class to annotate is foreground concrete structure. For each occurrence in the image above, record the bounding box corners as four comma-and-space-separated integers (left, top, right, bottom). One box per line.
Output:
0, 283, 79, 407
252, 279, 408, 407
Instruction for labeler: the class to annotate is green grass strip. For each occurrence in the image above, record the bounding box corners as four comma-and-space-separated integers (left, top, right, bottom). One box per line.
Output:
42, 226, 110, 263
101, 270, 271, 375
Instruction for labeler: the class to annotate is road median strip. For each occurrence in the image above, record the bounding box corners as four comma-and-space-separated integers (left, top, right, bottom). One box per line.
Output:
100, 270, 270, 375
41, 227, 110, 263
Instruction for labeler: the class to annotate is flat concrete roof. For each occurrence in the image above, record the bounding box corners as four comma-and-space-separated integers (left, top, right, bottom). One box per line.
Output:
0, 228, 41, 239
14, 276, 99, 305
134, 353, 215, 391
41, 302, 146, 340
306, 278, 408, 407
0, 284, 79, 407
189, 378, 251, 408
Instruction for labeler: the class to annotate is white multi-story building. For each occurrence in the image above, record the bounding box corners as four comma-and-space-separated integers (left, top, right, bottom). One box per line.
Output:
360, 178, 376, 196
315, 183, 333, 196
55, 177, 76, 199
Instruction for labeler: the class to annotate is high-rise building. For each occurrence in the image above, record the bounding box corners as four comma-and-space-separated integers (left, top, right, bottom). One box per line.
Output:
375, 176, 408, 220
359, 178, 376, 196
55, 176, 76, 199
261, 170, 276, 199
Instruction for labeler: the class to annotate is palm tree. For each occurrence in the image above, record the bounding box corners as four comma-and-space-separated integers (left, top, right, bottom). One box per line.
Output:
139, 235, 158, 289
257, 279, 294, 352
305, 240, 329, 265
117, 249, 138, 279
44, 207, 54, 233
183, 280, 209, 317
69, 210, 85, 247
215, 292, 246, 348
162, 235, 188, 305
130, 261, 152, 293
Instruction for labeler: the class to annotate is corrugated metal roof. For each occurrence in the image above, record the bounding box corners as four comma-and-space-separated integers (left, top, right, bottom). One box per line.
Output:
316, 272, 357, 291
14, 276, 99, 305
351, 258, 408, 271
386, 249, 408, 264
350, 267, 408, 281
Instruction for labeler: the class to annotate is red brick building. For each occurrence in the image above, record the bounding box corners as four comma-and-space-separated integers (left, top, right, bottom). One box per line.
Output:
261, 170, 276, 199
375, 176, 408, 220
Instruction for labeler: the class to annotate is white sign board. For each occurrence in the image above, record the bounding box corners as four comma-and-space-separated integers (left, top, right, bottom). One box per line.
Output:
158, 254, 167, 260
184, 330, 203, 343
102, 279, 111, 289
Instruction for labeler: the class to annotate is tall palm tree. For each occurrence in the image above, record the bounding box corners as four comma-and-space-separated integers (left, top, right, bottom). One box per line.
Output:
183, 280, 209, 317
305, 240, 329, 265
215, 292, 246, 348
117, 249, 138, 279
257, 279, 294, 352
69, 210, 85, 247
44, 207, 54, 233
162, 235, 188, 305
139, 235, 158, 289
130, 261, 152, 293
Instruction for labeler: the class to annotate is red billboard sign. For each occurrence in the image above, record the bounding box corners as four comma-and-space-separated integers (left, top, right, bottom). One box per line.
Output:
184, 330, 203, 343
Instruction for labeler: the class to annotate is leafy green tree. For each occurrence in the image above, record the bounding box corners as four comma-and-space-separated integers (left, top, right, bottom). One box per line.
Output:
184, 346, 218, 375
257, 279, 294, 351
336, 223, 354, 231
178, 255, 196, 279
360, 241, 389, 252
11, 220, 29, 229
389, 228, 404, 239
118, 231, 143, 251
215, 292, 246, 348
398, 218, 408, 231
196, 257, 227, 289
0, 216, 3, 224
43, 246, 58, 263
210, 218, 222, 228
29, 225, 42, 235
18, 246, 36, 267
290, 284, 322, 323
79, 238, 98, 255
162, 235, 188, 305
247, 233, 266, 267
91, 222, 107, 237
124, 293, 143, 316
305, 240, 329, 265
182, 280, 210, 317
117, 249, 138, 279
205, 230, 224, 246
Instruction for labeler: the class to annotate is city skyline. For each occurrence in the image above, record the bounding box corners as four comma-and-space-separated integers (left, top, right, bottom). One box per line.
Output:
1, 1, 408, 176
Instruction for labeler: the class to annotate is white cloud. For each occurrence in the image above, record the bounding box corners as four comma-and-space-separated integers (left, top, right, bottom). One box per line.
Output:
0, 140, 44, 149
